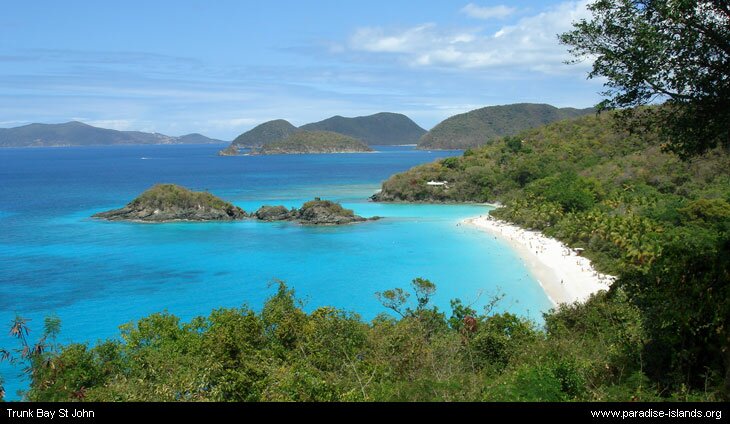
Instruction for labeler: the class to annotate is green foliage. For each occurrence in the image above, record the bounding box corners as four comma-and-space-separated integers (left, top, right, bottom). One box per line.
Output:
376, 112, 648, 203
376, 108, 730, 397
131, 184, 232, 211
1, 315, 62, 401
8, 279, 722, 401
470, 313, 537, 371
526, 171, 596, 213
484, 364, 569, 402
447, 298, 477, 331
300, 198, 355, 217
679, 198, 730, 225
375, 278, 438, 319
505, 136, 522, 153
559, 0, 730, 158
441, 156, 462, 170
620, 226, 730, 392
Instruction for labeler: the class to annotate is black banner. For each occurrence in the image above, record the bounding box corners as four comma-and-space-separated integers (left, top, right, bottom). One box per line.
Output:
1, 402, 727, 423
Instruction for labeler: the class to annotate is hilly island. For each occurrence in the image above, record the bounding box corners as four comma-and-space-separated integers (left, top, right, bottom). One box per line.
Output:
229, 119, 299, 149
0, 121, 224, 147
219, 105, 594, 156
251, 130, 372, 155
219, 112, 425, 155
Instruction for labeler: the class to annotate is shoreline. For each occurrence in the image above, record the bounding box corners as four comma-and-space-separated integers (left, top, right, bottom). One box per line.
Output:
463, 215, 613, 306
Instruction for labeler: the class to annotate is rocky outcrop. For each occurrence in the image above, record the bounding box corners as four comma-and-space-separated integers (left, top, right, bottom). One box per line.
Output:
93, 184, 247, 222
218, 144, 240, 156
369, 190, 397, 202
253, 198, 378, 225
294, 198, 367, 225
94, 186, 377, 226
254, 205, 294, 221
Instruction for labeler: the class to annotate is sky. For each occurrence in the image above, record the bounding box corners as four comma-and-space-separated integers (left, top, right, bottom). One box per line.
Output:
0, 0, 604, 139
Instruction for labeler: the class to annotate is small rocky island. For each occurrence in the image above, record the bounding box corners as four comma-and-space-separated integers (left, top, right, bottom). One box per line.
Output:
217, 144, 240, 156
93, 184, 247, 222
251, 130, 373, 155
93, 185, 377, 225
255, 198, 379, 225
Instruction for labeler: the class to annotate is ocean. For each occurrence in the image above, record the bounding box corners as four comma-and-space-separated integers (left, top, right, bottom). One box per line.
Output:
0, 144, 551, 399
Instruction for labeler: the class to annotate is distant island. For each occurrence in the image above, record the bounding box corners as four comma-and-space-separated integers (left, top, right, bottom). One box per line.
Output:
0, 121, 225, 148
92, 184, 247, 222
217, 144, 240, 156
219, 112, 424, 155
417, 103, 595, 150
94, 184, 376, 225
250, 130, 373, 155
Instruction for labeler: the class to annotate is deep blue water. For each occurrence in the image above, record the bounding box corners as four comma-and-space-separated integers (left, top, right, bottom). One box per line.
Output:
0, 144, 551, 399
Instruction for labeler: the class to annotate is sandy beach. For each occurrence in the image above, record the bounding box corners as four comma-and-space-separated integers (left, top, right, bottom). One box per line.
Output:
464, 215, 614, 306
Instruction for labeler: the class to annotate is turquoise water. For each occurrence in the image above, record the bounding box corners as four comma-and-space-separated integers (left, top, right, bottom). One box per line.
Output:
0, 144, 551, 399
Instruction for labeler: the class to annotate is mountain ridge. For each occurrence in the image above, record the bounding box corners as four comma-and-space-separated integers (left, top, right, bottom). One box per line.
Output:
226, 112, 426, 153
0, 121, 225, 147
299, 112, 426, 146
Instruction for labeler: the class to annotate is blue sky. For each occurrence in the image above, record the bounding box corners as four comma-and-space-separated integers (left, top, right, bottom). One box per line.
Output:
0, 0, 602, 139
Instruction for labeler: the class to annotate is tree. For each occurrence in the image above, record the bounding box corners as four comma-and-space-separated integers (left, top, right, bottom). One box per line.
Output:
1, 315, 61, 400
559, 0, 730, 158
375, 277, 436, 318
619, 225, 730, 392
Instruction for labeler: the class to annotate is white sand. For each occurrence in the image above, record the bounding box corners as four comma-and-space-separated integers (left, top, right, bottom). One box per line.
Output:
463, 215, 614, 306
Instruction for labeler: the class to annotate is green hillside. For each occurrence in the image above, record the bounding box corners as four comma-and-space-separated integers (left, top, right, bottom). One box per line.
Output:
230, 119, 299, 148
375, 111, 730, 398
417, 103, 595, 150
300, 112, 426, 145
254, 130, 373, 154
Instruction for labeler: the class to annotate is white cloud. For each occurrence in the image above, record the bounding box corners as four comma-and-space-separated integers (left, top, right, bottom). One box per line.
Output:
207, 117, 261, 128
461, 4, 515, 20
83, 119, 136, 130
352, 24, 442, 53
347, 0, 592, 74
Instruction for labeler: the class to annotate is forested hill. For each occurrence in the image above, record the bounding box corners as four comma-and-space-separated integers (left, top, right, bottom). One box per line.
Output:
0, 121, 224, 147
417, 103, 594, 150
300, 112, 426, 146
375, 111, 730, 397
